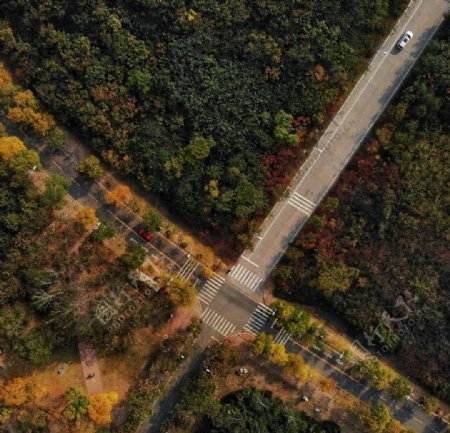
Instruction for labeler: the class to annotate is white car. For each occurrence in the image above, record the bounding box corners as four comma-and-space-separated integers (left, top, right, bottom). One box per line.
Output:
397, 31, 413, 50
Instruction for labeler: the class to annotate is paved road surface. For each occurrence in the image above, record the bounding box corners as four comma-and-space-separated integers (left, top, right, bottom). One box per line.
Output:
226, 0, 449, 295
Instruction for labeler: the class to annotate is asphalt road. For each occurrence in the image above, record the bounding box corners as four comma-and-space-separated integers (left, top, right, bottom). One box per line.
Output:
226, 0, 449, 295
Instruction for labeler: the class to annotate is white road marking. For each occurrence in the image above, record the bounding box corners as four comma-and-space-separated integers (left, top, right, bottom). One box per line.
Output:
242, 255, 259, 267
198, 274, 224, 305
274, 328, 291, 345
202, 307, 236, 337
228, 264, 263, 291
244, 304, 274, 334
288, 192, 316, 215
177, 257, 197, 280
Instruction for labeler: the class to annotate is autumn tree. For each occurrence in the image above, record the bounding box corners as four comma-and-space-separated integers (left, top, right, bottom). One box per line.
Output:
248, 332, 273, 357
354, 358, 395, 390
76, 207, 98, 229
283, 353, 309, 380
268, 343, 289, 366
0, 135, 26, 161
88, 391, 118, 425
105, 184, 132, 207
7, 90, 56, 136
0, 377, 45, 407
271, 300, 312, 336
77, 155, 104, 181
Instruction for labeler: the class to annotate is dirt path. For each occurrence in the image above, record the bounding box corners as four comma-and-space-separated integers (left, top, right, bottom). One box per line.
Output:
79, 343, 104, 396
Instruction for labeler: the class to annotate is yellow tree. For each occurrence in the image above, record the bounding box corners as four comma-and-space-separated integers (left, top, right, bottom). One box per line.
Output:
76, 208, 98, 229
0, 377, 45, 406
105, 184, 132, 207
88, 391, 118, 425
249, 332, 273, 357
283, 353, 309, 380
0, 135, 26, 161
7, 90, 55, 136
0, 62, 14, 94
268, 343, 289, 366
168, 276, 197, 307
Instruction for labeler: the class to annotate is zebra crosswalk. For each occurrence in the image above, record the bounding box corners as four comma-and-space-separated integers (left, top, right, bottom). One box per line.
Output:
177, 257, 197, 280
274, 328, 291, 345
244, 303, 274, 334
201, 307, 236, 337
228, 264, 263, 292
288, 192, 316, 215
198, 274, 224, 305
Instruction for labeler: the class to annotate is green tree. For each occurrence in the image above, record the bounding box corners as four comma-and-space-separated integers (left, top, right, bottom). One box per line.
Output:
274, 110, 298, 147
389, 376, 412, 400
121, 242, 147, 270
46, 126, 67, 150
183, 134, 215, 164
9, 149, 41, 176
63, 388, 89, 422
39, 174, 69, 210
422, 396, 439, 414
0, 304, 27, 347
313, 263, 360, 297
17, 326, 53, 365
360, 403, 393, 433
248, 332, 274, 357
143, 209, 162, 232
90, 219, 116, 244
354, 358, 395, 390
77, 155, 104, 181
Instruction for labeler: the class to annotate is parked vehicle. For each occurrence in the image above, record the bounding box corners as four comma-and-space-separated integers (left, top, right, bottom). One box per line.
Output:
138, 226, 153, 242
397, 31, 413, 50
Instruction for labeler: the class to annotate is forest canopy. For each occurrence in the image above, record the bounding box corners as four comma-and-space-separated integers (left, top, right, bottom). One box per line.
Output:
0, 0, 407, 244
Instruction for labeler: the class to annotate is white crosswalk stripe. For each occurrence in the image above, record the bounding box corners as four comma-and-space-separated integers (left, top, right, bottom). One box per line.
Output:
274, 328, 291, 345
198, 274, 224, 305
177, 257, 197, 280
244, 303, 274, 334
288, 192, 316, 215
201, 307, 236, 337
228, 264, 263, 292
